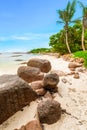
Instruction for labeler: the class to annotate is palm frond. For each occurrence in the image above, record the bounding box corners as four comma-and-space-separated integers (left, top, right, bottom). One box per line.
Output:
57, 9, 66, 22
56, 20, 64, 24
78, 1, 84, 9
57, 0, 77, 26
69, 0, 76, 19
66, 1, 71, 12
78, 1, 87, 17
70, 19, 81, 24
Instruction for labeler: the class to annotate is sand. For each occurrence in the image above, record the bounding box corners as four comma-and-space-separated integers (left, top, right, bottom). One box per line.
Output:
0, 55, 87, 130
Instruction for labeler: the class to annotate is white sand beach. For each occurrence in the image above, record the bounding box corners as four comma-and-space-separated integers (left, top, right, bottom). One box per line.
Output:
0, 54, 87, 130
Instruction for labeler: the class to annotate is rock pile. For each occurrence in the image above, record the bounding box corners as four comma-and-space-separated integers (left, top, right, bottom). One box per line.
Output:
68, 62, 83, 71
15, 58, 61, 129
67, 60, 84, 79
17, 58, 59, 96
30, 73, 59, 96
0, 58, 62, 129
17, 58, 51, 83
15, 58, 61, 130
70, 57, 84, 63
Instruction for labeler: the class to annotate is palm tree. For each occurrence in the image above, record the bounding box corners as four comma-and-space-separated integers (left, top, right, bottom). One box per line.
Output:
57, 0, 77, 53
78, 1, 87, 51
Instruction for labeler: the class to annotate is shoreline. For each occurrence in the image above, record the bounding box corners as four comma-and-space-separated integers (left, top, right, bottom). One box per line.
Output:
0, 53, 70, 75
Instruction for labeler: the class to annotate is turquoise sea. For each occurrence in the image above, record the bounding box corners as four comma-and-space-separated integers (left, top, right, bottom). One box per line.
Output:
0, 52, 40, 74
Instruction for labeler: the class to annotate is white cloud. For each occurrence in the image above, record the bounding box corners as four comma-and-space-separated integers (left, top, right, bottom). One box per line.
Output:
0, 32, 54, 42
25, 33, 53, 39
11, 36, 31, 41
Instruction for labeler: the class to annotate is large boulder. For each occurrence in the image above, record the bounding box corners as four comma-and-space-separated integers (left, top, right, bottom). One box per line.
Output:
17, 66, 44, 83
27, 58, 51, 73
37, 99, 61, 124
0, 75, 38, 124
15, 120, 42, 130
68, 62, 82, 69
43, 73, 59, 90
31, 80, 46, 96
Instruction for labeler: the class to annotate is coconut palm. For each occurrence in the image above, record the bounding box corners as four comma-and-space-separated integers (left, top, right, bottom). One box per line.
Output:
78, 1, 87, 51
57, 0, 77, 53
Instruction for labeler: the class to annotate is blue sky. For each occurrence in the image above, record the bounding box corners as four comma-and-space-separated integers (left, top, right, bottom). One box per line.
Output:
0, 0, 87, 52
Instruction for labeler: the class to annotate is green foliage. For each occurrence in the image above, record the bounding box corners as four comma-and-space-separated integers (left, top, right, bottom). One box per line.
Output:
78, 1, 87, 18
56, 0, 77, 53
49, 22, 84, 54
29, 48, 51, 53
73, 51, 87, 67
57, 0, 76, 25
49, 20, 87, 54
49, 32, 68, 54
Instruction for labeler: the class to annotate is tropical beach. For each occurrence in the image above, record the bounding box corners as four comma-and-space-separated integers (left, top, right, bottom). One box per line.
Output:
0, 0, 87, 130
0, 53, 87, 130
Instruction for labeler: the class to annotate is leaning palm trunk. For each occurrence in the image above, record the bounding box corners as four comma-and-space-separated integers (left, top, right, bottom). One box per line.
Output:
65, 28, 71, 54
57, 0, 76, 53
82, 21, 86, 51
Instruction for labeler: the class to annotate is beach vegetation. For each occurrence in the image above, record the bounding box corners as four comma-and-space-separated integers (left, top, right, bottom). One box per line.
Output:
29, 48, 51, 53
73, 50, 87, 67
29, 0, 87, 56
57, 0, 78, 53
49, 21, 87, 54
78, 1, 87, 51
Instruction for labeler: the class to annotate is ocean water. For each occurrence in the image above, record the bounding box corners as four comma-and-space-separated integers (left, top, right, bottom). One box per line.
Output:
0, 53, 39, 74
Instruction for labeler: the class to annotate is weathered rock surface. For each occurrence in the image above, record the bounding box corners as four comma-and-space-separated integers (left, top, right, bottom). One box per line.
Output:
0, 75, 38, 124
69, 67, 75, 71
37, 99, 61, 124
44, 91, 53, 99
27, 58, 51, 73
68, 62, 82, 69
17, 66, 44, 83
31, 80, 46, 96
50, 70, 66, 76
77, 67, 86, 73
15, 120, 42, 130
43, 73, 59, 90
31, 80, 44, 90
70, 58, 84, 63
73, 72, 80, 79
67, 71, 75, 75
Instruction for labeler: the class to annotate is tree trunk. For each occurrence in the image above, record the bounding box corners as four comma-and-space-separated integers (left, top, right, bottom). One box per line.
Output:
65, 30, 71, 54
82, 23, 85, 51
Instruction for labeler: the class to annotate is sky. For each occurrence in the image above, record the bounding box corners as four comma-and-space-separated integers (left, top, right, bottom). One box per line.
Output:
0, 0, 87, 52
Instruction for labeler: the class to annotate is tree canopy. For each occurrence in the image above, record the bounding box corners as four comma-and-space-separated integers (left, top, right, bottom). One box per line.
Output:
49, 0, 87, 54
49, 21, 87, 54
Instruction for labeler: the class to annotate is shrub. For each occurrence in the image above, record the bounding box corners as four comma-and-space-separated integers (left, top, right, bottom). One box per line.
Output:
29, 48, 51, 53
